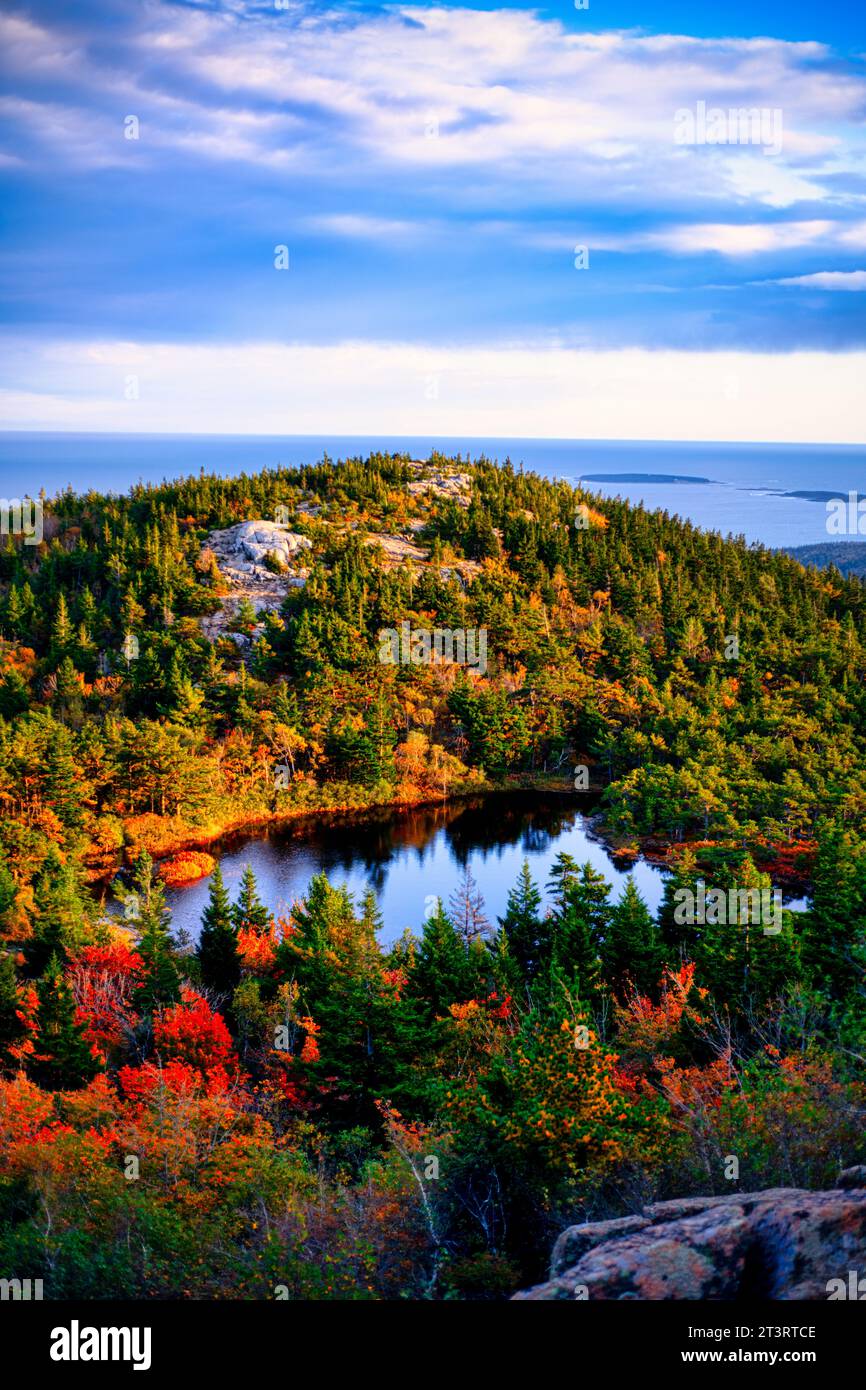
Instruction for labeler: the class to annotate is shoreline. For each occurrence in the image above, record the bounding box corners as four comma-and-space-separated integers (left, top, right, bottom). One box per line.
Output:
91, 773, 815, 902
93, 772, 576, 884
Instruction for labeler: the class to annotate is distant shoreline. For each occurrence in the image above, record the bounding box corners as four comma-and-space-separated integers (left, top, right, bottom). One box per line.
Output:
578, 472, 713, 484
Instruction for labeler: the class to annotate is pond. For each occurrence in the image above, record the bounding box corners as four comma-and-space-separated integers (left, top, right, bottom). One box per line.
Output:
158, 793, 671, 945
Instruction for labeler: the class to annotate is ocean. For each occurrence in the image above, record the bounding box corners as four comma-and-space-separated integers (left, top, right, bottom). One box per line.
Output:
1, 432, 865, 548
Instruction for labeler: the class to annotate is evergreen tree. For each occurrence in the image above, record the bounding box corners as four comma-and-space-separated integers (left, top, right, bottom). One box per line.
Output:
547, 856, 609, 1009
50, 592, 72, 655
43, 720, 85, 836
498, 860, 547, 984
603, 878, 660, 998
801, 825, 866, 999
657, 847, 701, 966
408, 898, 481, 1018
0, 667, 30, 719
52, 655, 85, 726
0, 848, 16, 929
696, 858, 800, 1015
0, 951, 26, 1070
359, 887, 384, 940
276, 873, 406, 1125
23, 846, 88, 978
115, 852, 180, 1012
32, 952, 100, 1089
158, 651, 204, 726
198, 864, 240, 997
231, 864, 271, 934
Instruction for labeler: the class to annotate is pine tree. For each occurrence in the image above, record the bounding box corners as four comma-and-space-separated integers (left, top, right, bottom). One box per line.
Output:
52, 655, 84, 726
498, 860, 547, 984
0, 951, 26, 1069
359, 887, 384, 940
33, 952, 100, 1089
4, 583, 25, 637
275, 873, 360, 986
801, 825, 865, 999
275, 873, 405, 1126
43, 720, 85, 835
547, 857, 609, 1009
0, 848, 16, 928
128, 647, 164, 716
233, 597, 258, 635
696, 857, 800, 1013
51, 592, 72, 654
23, 846, 88, 978
158, 651, 204, 725
0, 667, 30, 719
603, 878, 660, 998
198, 864, 240, 997
116, 852, 180, 1012
409, 897, 481, 1018
231, 864, 271, 935
657, 847, 701, 966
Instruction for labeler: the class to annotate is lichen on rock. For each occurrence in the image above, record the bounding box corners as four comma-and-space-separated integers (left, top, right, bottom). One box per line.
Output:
515, 1181, 866, 1301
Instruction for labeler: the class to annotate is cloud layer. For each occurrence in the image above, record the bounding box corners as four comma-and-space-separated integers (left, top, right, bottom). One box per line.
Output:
2, 337, 864, 443
1, 1, 865, 438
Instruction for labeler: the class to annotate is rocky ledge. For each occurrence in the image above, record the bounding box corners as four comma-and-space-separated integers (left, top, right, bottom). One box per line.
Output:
406, 469, 472, 507
200, 520, 312, 649
514, 1169, 866, 1300
206, 519, 312, 576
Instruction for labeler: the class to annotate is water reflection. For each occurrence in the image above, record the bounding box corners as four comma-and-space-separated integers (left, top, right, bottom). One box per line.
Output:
161, 793, 667, 945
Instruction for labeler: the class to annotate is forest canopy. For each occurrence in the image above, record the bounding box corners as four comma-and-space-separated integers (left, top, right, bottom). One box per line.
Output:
0, 453, 864, 1299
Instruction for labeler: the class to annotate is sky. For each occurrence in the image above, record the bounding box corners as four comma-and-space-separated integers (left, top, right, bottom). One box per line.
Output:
0, 0, 865, 442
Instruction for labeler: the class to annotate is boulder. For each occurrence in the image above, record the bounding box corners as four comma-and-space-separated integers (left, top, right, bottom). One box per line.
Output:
199, 520, 312, 656
551, 1216, 650, 1276
514, 1184, 866, 1301
231, 520, 312, 569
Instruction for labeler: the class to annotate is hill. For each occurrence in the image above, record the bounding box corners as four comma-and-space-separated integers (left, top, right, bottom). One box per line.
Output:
2, 452, 865, 871
781, 541, 866, 579
1, 452, 865, 1301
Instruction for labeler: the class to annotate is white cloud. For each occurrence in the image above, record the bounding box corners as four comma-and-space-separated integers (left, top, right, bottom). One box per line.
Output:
304, 214, 419, 241
719, 155, 828, 209
591, 219, 837, 257
770, 270, 866, 290
1, 337, 864, 443
639, 220, 834, 256
4, 2, 864, 225
0, 11, 83, 75
838, 221, 866, 248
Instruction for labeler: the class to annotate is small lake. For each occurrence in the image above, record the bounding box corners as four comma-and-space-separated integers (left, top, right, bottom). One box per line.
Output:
161, 794, 668, 946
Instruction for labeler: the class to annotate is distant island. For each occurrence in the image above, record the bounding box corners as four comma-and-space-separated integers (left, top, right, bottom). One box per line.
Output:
781, 489, 852, 503
577, 472, 714, 484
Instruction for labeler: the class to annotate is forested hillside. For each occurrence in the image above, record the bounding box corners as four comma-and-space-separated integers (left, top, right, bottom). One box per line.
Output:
3, 453, 865, 859
0, 454, 864, 1299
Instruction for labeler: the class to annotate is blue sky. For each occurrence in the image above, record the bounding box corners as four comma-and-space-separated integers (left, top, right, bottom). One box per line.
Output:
1, 0, 865, 441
